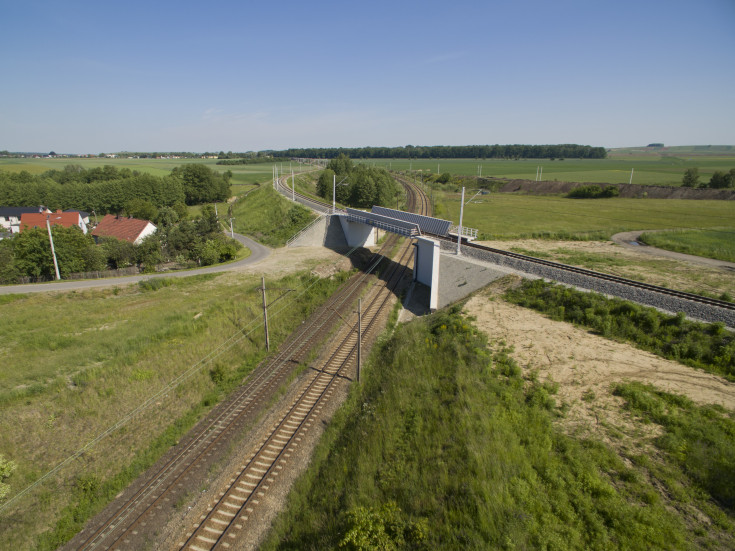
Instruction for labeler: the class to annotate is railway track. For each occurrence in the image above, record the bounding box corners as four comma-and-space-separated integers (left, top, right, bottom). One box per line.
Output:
392, 174, 734, 313
65, 244, 397, 550
175, 178, 426, 550
457, 240, 735, 312
180, 231, 416, 550
65, 176, 428, 551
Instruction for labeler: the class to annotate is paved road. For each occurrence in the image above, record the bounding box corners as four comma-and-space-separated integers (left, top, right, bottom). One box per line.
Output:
611, 230, 735, 271
0, 233, 271, 295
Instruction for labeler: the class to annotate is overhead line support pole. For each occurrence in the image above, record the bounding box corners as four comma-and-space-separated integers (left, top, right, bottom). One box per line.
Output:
261, 276, 269, 352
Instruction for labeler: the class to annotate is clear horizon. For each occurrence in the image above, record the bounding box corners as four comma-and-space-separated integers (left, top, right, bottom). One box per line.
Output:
3, 0, 734, 153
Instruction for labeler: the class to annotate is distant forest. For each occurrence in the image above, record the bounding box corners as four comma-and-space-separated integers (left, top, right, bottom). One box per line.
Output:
273, 144, 607, 160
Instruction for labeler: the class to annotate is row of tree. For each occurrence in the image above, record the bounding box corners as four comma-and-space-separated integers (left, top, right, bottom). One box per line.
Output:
316, 155, 400, 208
0, 205, 241, 283
682, 168, 735, 189
0, 164, 231, 215
275, 144, 607, 160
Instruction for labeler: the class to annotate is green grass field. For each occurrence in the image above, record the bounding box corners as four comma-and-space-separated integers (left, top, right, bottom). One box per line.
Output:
433, 192, 735, 240
262, 305, 734, 549
4, 152, 734, 189
0, 269, 349, 550
359, 153, 735, 187
639, 229, 735, 263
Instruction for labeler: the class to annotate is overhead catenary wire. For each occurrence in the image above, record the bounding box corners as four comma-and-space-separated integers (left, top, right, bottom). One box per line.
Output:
0, 245, 364, 515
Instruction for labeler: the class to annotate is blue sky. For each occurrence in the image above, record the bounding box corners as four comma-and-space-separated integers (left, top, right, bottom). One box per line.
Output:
2, 0, 734, 153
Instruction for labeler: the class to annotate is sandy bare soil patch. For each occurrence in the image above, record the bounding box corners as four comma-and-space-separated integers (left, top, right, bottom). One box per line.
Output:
238, 246, 352, 278
463, 292, 735, 440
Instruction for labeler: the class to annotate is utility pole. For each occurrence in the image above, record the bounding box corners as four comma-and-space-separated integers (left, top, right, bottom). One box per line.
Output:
229, 217, 235, 238
357, 298, 362, 383
629, 168, 634, 185
457, 187, 465, 256
46, 217, 61, 280
261, 276, 269, 352
292, 170, 295, 202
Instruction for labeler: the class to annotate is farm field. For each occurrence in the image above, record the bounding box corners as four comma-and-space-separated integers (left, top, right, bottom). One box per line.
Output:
0, 264, 350, 550
359, 152, 735, 186
433, 191, 735, 241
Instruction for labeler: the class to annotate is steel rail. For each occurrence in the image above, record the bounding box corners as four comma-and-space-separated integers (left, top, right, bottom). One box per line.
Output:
70, 240, 397, 550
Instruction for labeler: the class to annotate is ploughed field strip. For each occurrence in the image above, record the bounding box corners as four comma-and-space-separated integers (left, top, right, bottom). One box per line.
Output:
64, 178, 430, 551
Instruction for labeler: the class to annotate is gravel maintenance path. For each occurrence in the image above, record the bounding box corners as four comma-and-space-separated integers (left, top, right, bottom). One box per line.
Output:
611, 230, 735, 272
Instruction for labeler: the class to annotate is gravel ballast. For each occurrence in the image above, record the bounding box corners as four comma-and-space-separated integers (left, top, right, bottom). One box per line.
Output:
443, 241, 735, 329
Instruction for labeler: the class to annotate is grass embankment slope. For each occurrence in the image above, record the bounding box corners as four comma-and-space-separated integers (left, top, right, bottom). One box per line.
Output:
263, 297, 735, 550
0, 267, 350, 550
231, 184, 316, 247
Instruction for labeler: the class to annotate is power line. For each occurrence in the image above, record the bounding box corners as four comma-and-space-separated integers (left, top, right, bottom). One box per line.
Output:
0, 249, 360, 514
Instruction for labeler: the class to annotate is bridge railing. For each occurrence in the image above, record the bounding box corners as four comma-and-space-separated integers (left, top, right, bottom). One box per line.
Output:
449, 225, 479, 240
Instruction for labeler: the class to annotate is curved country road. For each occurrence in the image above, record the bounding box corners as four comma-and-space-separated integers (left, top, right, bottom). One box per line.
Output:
0, 233, 271, 295
610, 230, 735, 272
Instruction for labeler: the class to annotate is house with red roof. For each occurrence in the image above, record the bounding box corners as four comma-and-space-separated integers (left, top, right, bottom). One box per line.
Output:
91, 214, 157, 245
20, 210, 88, 234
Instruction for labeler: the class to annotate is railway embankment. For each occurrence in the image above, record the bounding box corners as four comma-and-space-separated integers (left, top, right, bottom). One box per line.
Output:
441, 240, 735, 328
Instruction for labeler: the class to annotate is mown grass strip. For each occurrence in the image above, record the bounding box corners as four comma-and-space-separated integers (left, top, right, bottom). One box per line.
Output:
639, 229, 735, 263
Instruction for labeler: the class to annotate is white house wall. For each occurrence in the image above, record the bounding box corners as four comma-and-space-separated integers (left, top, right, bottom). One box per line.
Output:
133, 222, 158, 245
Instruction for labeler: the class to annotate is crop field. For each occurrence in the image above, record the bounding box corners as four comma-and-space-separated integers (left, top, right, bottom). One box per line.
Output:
431, 191, 735, 240
359, 152, 735, 186
0, 269, 348, 550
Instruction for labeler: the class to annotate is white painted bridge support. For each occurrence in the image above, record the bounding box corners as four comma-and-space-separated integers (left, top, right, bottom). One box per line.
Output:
413, 237, 440, 311
338, 215, 377, 248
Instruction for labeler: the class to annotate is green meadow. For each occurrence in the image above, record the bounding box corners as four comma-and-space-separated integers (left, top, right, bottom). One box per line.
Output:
434, 192, 735, 240
359, 152, 735, 187
0, 269, 349, 550
640, 229, 735, 263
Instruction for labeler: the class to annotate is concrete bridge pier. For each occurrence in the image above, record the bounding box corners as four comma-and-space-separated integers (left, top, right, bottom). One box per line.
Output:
413, 237, 441, 311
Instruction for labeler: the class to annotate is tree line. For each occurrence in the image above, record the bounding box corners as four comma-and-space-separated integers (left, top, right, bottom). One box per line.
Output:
316, 155, 400, 209
682, 168, 735, 189
274, 144, 607, 160
0, 163, 231, 214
